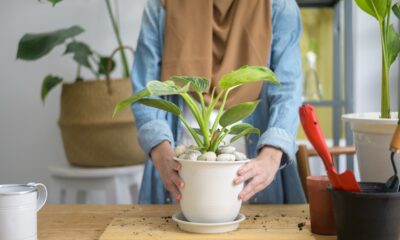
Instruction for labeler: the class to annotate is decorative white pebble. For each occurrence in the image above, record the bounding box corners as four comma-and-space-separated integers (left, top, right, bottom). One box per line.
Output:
198, 152, 217, 161
233, 151, 247, 161
217, 153, 236, 161
175, 145, 187, 156
217, 145, 236, 154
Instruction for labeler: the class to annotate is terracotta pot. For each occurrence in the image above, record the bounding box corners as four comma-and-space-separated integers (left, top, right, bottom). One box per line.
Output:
307, 175, 336, 235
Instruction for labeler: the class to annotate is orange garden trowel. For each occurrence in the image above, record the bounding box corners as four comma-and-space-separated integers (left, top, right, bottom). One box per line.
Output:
299, 104, 361, 192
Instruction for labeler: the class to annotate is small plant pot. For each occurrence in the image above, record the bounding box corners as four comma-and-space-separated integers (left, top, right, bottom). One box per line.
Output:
175, 157, 249, 223
307, 176, 336, 235
330, 182, 400, 240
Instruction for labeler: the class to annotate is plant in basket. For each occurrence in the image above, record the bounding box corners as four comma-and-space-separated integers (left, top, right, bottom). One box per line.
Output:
16, 0, 146, 167
114, 65, 279, 225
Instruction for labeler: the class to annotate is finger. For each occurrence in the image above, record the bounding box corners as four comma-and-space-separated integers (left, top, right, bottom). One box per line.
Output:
239, 176, 263, 200
171, 172, 185, 189
234, 167, 256, 185
165, 181, 182, 201
170, 159, 182, 171
241, 183, 266, 202
237, 161, 254, 175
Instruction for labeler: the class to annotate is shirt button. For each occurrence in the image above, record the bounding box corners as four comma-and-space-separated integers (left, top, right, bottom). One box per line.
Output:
254, 197, 258, 202
165, 197, 171, 203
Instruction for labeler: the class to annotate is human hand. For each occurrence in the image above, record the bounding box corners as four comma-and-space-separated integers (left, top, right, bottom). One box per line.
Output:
234, 146, 282, 201
150, 140, 184, 201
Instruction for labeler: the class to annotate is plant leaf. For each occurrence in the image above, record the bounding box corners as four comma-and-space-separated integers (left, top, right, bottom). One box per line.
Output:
230, 127, 260, 144
147, 80, 190, 96
171, 76, 209, 93
219, 100, 260, 127
229, 123, 255, 135
387, 24, 400, 66
113, 89, 150, 117
354, 0, 389, 21
41, 75, 62, 102
47, 0, 62, 6
137, 98, 182, 116
219, 65, 279, 90
393, 2, 400, 20
98, 56, 116, 75
17, 26, 84, 60
64, 41, 92, 70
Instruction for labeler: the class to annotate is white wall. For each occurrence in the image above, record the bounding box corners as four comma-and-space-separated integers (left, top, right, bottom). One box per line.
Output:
353, 2, 399, 113
0, 0, 146, 196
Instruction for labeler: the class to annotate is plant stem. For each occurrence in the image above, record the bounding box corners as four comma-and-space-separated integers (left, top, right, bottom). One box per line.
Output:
210, 89, 231, 135
105, 0, 130, 78
380, 21, 391, 118
179, 115, 204, 147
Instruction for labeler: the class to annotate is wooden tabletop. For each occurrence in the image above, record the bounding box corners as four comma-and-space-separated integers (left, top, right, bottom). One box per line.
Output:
38, 204, 336, 240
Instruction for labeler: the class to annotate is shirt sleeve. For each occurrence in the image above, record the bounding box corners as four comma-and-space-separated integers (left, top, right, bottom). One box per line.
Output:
131, 0, 174, 155
256, 0, 303, 165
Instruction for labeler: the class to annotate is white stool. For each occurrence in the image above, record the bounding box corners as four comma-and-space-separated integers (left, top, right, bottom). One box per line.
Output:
48, 164, 144, 204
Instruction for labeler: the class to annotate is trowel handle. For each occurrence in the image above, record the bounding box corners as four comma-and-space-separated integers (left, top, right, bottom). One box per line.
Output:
390, 121, 400, 152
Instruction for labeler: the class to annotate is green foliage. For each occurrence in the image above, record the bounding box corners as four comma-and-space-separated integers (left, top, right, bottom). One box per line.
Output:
98, 57, 116, 75
64, 41, 93, 70
41, 75, 63, 102
17, 26, 84, 60
46, 0, 62, 6
114, 66, 278, 152
354, 0, 400, 118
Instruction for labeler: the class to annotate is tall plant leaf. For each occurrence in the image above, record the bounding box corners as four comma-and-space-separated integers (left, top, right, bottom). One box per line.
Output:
230, 127, 260, 144
393, 2, 400, 20
47, 0, 62, 6
64, 41, 93, 70
147, 80, 190, 96
229, 123, 256, 135
98, 56, 116, 75
171, 76, 209, 93
354, 0, 389, 21
219, 65, 279, 90
219, 100, 260, 127
41, 75, 62, 102
136, 98, 182, 116
17, 26, 84, 60
113, 89, 150, 117
387, 24, 400, 66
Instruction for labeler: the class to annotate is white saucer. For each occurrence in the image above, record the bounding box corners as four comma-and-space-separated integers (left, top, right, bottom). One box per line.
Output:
172, 212, 246, 234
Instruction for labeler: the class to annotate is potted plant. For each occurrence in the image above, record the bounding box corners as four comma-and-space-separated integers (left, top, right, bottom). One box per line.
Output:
16, 0, 146, 167
343, 0, 400, 181
114, 65, 278, 223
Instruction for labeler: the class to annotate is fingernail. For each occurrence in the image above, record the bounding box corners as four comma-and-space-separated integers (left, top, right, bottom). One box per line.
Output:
180, 182, 184, 188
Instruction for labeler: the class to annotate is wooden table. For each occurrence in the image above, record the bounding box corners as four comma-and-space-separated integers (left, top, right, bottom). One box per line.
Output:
38, 205, 336, 240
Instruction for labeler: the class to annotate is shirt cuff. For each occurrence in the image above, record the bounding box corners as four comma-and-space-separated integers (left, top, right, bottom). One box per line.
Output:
137, 119, 174, 155
256, 127, 297, 169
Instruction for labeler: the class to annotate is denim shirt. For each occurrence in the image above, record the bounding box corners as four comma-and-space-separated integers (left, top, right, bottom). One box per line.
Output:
132, 0, 306, 204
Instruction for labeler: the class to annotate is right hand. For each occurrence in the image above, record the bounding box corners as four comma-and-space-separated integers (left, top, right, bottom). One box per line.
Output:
150, 140, 184, 201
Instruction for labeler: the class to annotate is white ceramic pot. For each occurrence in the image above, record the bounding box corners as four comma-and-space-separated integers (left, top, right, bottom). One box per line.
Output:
0, 183, 47, 240
343, 112, 397, 182
175, 158, 249, 223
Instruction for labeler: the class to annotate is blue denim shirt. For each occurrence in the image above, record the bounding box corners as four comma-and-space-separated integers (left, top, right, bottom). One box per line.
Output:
132, 0, 306, 204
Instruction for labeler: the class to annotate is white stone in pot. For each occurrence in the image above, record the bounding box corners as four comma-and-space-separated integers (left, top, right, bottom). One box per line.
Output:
217, 145, 236, 154
217, 153, 236, 161
198, 152, 217, 161
175, 145, 187, 156
233, 151, 247, 161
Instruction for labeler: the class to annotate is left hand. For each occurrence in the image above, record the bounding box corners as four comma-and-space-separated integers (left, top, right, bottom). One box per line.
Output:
234, 146, 283, 201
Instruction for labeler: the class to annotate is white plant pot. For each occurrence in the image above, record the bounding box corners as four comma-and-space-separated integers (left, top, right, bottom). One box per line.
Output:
343, 112, 397, 182
175, 158, 249, 223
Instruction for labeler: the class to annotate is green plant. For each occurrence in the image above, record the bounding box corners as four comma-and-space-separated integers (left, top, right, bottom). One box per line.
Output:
113, 66, 279, 152
354, 0, 400, 118
16, 0, 130, 102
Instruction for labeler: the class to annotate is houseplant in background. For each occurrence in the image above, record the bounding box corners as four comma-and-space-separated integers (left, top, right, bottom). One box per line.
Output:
16, 0, 146, 167
114, 66, 279, 229
343, 0, 400, 181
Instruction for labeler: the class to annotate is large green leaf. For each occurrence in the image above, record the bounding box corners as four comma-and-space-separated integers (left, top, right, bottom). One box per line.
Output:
219, 100, 260, 127
230, 127, 260, 144
229, 123, 255, 134
64, 41, 92, 70
147, 80, 190, 96
354, 0, 389, 21
171, 76, 209, 93
137, 98, 182, 116
98, 56, 116, 75
113, 89, 150, 117
219, 65, 279, 90
393, 2, 400, 20
41, 75, 62, 102
17, 26, 84, 60
387, 24, 400, 66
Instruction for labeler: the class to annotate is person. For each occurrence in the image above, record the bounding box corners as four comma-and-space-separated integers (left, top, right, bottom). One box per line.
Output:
131, 0, 306, 204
